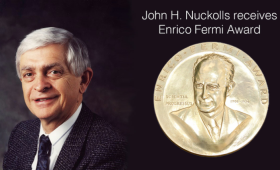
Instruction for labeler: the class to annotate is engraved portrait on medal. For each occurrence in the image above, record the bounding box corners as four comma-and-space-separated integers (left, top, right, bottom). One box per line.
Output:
154, 42, 268, 156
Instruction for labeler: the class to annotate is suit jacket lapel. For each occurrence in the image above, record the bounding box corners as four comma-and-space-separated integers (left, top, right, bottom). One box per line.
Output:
220, 107, 241, 140
220, 107, 229, 140
20, 119, 40, 169
170, 106, 212, 143
185, 106, 211, 141
54, 103, 94, 170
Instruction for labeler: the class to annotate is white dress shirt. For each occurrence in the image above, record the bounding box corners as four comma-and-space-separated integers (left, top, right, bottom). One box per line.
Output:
32, 103, 82, 170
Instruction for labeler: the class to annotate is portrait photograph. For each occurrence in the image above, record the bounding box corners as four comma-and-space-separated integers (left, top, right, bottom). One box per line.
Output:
0, 0, 132, 169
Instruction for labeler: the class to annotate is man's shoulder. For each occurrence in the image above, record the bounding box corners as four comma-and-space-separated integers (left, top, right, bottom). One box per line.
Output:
87, 113, 127, 144
14, 118, 40, 130
226, 106, 252, 124
3, 119, 40, 169
170, 105, 196, 120
9, 118, 40, 140
73, 104, 127, 148
78, 103, 126, 144
67, 103, 127, 169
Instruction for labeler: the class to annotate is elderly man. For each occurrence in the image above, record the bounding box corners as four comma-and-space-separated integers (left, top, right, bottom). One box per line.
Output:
3, 27, 127, 170
171, 54, 251, 145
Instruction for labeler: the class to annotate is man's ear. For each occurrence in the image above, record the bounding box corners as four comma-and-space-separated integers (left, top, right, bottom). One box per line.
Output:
79, 67, 93, 94
226, 81, 235, 97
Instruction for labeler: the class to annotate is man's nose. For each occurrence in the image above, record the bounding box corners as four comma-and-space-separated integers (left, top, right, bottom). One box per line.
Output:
34, 74, 51, 92
202, 85, 208, 99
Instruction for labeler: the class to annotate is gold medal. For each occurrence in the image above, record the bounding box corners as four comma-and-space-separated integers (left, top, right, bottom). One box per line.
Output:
153, 42, 269, 156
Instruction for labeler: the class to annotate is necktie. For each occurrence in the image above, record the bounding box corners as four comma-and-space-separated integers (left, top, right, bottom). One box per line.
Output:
36, 135, 52, 170
209, 119, 220, 142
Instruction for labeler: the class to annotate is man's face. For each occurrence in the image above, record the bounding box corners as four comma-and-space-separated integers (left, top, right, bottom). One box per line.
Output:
20, 44, 82, 122
193, 59, 228, 113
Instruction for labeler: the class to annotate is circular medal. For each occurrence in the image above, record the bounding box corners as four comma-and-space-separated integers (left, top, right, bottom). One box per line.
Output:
153, 42, 269, 156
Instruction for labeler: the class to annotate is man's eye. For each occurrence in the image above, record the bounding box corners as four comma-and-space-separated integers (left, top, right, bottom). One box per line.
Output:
208, 85, 218, 90
24, 73, 32, 77
48, 70, 62, 77
196, 84, 203, 88
50, 70, 60, 74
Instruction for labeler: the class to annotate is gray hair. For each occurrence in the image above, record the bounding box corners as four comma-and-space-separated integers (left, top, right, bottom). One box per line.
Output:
193, 53, 235, 85
16, 27, 91, 78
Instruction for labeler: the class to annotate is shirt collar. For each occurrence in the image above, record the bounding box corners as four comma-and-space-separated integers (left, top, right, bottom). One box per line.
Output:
39, 103, 82, 146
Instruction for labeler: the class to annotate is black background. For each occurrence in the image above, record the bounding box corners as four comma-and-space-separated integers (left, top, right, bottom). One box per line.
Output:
0, 0, 279, 169
130, 1, 278, 170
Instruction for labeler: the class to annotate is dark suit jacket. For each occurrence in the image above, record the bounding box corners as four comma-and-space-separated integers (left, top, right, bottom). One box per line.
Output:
3, 103, 127, 170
